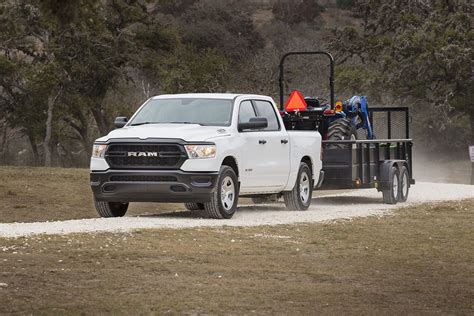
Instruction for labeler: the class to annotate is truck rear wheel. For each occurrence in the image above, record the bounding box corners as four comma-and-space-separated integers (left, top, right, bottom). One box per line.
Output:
382, 166, 400, 204
94, 200, 129, 217
326, 118, 357, 148
184, 203, 204, 211
204, 165, 239, 219
398, 166, 410, 203
284, 162, 313, 211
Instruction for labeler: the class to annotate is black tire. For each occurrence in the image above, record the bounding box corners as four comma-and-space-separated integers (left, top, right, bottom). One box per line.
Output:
382, 166, 400, 204
398, 166, 410, 203
94, 200, 129, 218
204, 165, 239, 219
326, 118, 357, 149
283, 162, 313, 211
184, 203, 205, 211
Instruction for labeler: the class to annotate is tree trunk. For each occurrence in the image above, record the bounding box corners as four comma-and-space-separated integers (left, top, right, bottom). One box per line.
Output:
0, 122, 7, 163
90, 106, 109, 136
471, 109, 474, 144
26, 131, 39, 166
470, 110, 474, 185
63, 111, 92, 157
43, 87, 62, 167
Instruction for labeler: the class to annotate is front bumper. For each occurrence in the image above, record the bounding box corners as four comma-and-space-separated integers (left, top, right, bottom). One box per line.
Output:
90, 170, 218, 203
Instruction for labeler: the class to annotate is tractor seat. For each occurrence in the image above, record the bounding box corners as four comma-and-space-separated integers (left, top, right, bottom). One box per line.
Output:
304, 97, 320, 108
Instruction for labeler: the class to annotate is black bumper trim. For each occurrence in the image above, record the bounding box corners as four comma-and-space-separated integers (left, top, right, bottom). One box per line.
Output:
91, 170, 218, 203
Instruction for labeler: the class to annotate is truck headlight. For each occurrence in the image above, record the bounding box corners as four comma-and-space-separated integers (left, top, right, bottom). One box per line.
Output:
92, 144, 107, 158
185, 145, 216, 159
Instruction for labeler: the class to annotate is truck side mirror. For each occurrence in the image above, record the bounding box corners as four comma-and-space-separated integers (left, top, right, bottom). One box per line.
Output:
238, 117, 268, 131
114, 116, 128, 128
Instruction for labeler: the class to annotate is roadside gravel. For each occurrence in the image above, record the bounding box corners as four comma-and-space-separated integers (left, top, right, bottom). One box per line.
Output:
0, 182, 472, 238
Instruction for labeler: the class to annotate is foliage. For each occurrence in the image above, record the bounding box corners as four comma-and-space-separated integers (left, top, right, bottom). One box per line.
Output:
161, 46, 229, 93
336, 0, 354, 10
179, 0, 263, 62
272, 0, 325, 25
329, 0, 474, 150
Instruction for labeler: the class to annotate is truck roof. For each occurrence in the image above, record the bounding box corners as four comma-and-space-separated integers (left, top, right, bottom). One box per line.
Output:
151, 93, 271, 100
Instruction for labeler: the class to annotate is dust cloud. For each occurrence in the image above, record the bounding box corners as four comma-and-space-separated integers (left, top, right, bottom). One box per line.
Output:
412, 148, 472, 184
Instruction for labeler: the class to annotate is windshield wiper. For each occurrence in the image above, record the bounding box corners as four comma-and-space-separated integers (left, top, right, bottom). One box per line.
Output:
130, 122, 160, 126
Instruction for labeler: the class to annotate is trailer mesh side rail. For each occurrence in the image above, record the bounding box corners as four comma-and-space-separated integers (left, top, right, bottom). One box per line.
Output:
357, 107, 410, 140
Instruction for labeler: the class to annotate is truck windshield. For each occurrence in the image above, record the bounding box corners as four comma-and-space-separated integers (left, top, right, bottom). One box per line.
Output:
129, 98, 233, 127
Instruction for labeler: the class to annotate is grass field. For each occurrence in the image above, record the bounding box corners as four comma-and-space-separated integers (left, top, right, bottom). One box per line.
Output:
1, 200, 473, 314
0, 166, 182, 223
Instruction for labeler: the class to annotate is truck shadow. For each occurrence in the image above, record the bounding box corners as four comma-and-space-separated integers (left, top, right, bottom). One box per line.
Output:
314, 196, 382, 205
138, 195, 382, 218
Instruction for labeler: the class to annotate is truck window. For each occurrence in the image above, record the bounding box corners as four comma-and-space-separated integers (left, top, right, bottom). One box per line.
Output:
238, 101, 256, 123
254, 100, 280, 131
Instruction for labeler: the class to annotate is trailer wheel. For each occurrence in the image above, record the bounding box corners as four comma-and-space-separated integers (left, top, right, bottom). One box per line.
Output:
382, 166, 400, 204
184, 203, 205, 211
398, 166, 410, 203
326, 118, 357, 148
94, 200, 129, 218
204, 165, 239, 219
284, 162, 313, 210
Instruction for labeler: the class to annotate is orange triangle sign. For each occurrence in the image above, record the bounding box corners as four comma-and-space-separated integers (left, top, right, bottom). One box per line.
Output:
284, 90, 307, 111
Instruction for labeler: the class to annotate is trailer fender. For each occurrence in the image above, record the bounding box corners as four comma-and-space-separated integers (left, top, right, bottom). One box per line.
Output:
378, 160, 405, 191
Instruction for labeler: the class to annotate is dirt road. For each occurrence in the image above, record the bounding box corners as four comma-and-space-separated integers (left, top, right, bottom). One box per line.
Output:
1, 182, 472, 238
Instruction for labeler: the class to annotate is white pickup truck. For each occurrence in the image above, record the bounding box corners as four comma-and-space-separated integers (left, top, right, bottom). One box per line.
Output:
90, 93, 323, 219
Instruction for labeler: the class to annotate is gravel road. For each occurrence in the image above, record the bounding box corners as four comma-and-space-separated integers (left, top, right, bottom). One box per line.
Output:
1, 182, 473, 238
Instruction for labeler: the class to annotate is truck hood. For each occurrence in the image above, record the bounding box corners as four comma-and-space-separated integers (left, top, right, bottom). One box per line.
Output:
96, 124, 231, 142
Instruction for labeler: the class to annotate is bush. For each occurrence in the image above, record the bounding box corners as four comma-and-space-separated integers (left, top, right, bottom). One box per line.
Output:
179, 0, 263, 62
336, 0, 354, 10
272, 0, 325, 25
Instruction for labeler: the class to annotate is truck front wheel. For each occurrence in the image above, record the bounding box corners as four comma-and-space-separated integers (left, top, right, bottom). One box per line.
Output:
284, 162, 313, 210
204, 165, 239, 219
94, 200, 129, 218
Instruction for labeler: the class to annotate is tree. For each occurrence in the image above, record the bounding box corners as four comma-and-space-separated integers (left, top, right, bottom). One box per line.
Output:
329, 0, 473, 152
0, 2, 63, 165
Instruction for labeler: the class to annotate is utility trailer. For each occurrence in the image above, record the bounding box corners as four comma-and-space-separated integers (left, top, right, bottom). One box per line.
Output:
279, 51, 415, 204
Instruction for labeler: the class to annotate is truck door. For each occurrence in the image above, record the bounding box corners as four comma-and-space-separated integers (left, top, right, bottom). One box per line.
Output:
253, 100, 291, 189
237, 100, 268, 190
237, 100, 291, 192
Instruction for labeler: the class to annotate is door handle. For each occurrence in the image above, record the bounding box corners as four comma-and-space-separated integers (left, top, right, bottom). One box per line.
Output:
258, 140, 267, 144
281, 139, 288, 144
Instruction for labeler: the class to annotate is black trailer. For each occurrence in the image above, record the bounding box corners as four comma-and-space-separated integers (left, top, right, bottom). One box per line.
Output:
279, 51, 415, 204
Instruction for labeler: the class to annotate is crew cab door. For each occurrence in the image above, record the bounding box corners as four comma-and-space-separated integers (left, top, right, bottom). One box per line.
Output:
253, 100, 291, 188
237, 99, 291, 192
